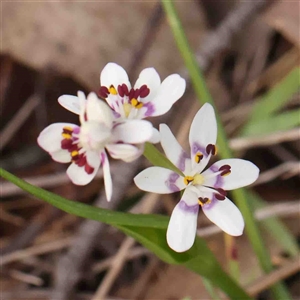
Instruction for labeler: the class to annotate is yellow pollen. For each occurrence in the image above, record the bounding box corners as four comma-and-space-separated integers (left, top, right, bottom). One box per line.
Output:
214, 146, 218, 155
221, 170, 231, 177
62, 133, 72, 139
195, 152, 203, 163
131, 98, 144, 109
184, 176, 194, 186
193, 174, 204, 185
64, 126, 73, 131
109, 85, 117, 95
123, 103, 132, 117
198, 197, 211, 206
71, 150, 79, 157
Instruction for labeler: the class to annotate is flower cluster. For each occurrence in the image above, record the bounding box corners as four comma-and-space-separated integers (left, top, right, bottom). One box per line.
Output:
38, 62, 259, 253
37, 63, 186, 201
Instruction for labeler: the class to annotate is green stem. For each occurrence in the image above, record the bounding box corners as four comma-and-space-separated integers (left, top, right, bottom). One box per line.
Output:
161, 1, 291, 299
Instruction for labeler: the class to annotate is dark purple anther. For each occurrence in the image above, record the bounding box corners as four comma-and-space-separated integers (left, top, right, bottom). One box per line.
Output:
122, 84, 129, 96
84, 163, 94, 174
206, 144, 217, 155
128, 88, 134, 100
133, 88, 140, 99
218, 164, 231, 176
98, 86, 109, 99
118, 85, 125, 97
139, 85, 150, 98
215, 193, 226, 200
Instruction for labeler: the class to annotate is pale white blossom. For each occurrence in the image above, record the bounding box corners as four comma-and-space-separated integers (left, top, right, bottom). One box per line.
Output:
38, 92, 153, 201
134, 103, 259, 252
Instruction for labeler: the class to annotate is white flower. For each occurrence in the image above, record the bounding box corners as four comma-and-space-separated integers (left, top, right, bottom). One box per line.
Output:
98, 62, 186, 143
134, 103, 260, 252
58, 63, 186, 144
38, 92, 153, 201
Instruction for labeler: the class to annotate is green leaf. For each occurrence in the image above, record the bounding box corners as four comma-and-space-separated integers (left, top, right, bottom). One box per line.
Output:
242, 108, 300, 137
144, 142, 184, 176
0, 168, 168, 229
249, 67, 300, 122
0, 168, 252, 299
248, 191, 299, 257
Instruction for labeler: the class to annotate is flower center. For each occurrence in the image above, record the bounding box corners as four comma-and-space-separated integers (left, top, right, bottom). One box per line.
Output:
79, 122, 111, 151
183, 174, 204, 186
98, 84, 150, 118
61, 126, 95, 174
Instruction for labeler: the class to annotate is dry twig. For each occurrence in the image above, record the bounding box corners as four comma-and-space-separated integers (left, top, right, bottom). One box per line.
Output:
247, 257, 300, 297
230, 127, 300, 151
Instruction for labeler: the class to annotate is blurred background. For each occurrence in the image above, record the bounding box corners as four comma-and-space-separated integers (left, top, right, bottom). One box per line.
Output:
1, 1, 299, 299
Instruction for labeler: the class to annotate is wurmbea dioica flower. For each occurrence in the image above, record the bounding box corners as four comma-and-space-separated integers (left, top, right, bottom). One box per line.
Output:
38, 92, 153, 201
134, 103, 259, 252
97, 62, 186, 142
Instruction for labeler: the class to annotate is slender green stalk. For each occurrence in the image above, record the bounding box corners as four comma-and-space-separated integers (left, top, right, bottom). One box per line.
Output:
161, 1, 291, 299
202, 278, 221, 300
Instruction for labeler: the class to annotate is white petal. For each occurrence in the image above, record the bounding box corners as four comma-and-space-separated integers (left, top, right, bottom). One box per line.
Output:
37, 123, 77, 153
160, 124, 190, 172
202, 159, 260, 190
189, 103, 217, 173
148, 127, 160, 144
100, 62, 131, 90
106, 143, 143, 162
111, 120, 153, 144
134, 68, 161, 102
51, 150, 71, 163
58, 95, 81, 115
101, 151, 113, 201
202, 197, 244, 236
134, 167, 185, 194
148, 74, 186, 117
66, 150, 100, 186
85, 93, 113, 127
77, 91, 87, 124
167, 188, 199, 252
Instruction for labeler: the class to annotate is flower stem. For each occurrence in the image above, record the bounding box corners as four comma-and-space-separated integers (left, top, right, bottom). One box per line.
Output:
161, 1, 291, 299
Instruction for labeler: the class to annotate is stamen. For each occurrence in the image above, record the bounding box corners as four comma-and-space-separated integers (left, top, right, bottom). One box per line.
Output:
109, 85, 117, 95
184, 176, 194, 185
194, 152, 203, 163
98, 86, 109, 99
123, 103, 132, 117
219, 164, 231, 176
206, 144, 217, 155
193, 174, 204, 185
139, 85, 150, 98
198, 197, 211, 206
215, 189, 226, 200
84, 164, 94, 175
130, 98, 144, 109
117, 85, 125, 97
62, 133, 72, 139
62, 126, 73, 139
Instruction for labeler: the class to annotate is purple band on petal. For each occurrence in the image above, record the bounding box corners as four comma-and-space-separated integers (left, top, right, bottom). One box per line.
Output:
201, 196, 218, 210
192, 142, 208, 157
73, 126, 80, 134
143, 102, 155, 117
165, 172, 181, 192
113, 111, 121, 118
177, 151, 189, 171
178, 200, 199, 214
101, 152, 106, 165
209, 165, 224, 188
